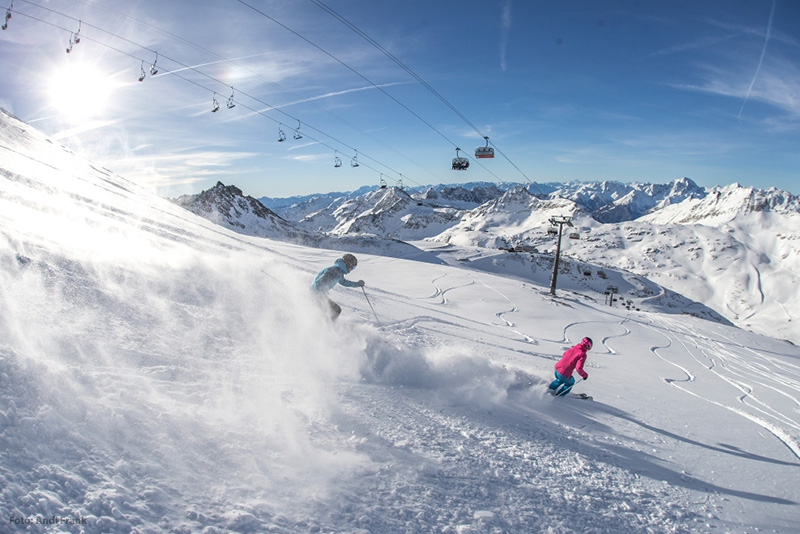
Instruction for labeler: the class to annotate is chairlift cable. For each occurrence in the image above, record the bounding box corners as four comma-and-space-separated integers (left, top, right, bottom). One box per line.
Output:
238, 0, 507, 186
309, 0, 485, 138
53, 0, 445, 184
14, 1, 440, 191
237, 0, 457, 150
17, 0, 159, 56
8, 8, 146, 63
210, 95, 419, 187
8, 7, 235, 103
308, 0, 534, 186
14, 1, 419, 185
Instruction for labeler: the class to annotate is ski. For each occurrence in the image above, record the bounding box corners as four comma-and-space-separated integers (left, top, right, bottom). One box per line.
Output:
548, 389, 593, 400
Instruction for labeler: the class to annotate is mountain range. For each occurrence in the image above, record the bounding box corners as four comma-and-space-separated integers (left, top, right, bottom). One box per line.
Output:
175, 178, 800, 345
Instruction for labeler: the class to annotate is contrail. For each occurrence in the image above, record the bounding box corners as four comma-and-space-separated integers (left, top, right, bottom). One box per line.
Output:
739, 0, 776, 121
500, 0, 513, 72
153, 52, 277, 77
271, 82, 408, 109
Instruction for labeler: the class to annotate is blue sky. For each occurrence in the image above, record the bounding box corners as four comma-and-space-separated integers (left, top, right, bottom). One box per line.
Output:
1, 0, 798, 198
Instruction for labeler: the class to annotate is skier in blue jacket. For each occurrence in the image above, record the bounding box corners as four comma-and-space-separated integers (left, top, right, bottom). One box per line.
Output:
310, 254, 364, 320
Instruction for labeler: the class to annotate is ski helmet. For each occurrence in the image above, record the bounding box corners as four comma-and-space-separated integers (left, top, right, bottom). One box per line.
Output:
341, 254, 357, 271
582, 337, 593, 349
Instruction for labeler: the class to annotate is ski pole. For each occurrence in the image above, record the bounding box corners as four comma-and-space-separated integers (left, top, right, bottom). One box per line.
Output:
361, 286, 382, 327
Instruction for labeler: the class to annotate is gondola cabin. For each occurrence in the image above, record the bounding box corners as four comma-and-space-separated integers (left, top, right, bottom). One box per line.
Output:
452, 147, 469, 170
475, 146, 494, 158
475, 136, 494, 158
452, 157, 470, 170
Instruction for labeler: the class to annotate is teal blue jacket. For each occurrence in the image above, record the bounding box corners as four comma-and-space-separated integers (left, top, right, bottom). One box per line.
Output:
310, 258, 359, 294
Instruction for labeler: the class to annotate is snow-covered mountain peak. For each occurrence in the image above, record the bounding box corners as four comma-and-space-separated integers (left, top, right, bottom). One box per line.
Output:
418, 187, 439, 200
469, 185, 578, 221
328, 186, 413, 234
543, 177, 706, 222
641, 182, 800, 226
667, 176, 704, 198
484, 184, 536, 209
435, 183, 505, 206
366, 185, 414, 213
173, 180, 299, 238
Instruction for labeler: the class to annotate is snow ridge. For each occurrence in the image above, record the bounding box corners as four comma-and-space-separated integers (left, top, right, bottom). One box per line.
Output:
173, 181, 299, 239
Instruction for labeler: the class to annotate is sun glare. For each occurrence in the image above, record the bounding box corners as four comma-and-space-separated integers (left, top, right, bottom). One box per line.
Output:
49, 63, 115, 121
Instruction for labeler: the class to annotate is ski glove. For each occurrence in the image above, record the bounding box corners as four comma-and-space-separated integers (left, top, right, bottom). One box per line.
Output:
358, 280, 365, 287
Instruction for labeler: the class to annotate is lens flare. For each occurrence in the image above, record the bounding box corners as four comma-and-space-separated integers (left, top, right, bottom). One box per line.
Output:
49, 63, 115, 121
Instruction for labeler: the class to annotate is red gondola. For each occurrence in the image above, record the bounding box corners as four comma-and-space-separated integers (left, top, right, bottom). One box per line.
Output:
475, 136, 494, 159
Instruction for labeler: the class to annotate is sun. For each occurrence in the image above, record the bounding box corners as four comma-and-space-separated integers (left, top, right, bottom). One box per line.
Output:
48, 62, 115, 121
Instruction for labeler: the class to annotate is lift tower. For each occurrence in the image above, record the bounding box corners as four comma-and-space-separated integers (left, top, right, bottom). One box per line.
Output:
548, 215, 573, 296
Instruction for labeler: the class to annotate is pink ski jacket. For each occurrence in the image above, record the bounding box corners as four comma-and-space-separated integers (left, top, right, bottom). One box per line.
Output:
555, 339, 590, 379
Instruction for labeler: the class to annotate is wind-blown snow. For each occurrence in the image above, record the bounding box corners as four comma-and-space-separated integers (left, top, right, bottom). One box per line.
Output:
2, 110, 799, 533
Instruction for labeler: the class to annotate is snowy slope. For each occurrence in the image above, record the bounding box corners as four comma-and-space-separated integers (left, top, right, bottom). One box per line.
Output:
2, 110, 800, 533
581, 185, 800, 345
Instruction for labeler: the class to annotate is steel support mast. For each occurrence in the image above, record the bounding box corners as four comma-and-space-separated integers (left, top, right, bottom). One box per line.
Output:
548, 215, 573, 296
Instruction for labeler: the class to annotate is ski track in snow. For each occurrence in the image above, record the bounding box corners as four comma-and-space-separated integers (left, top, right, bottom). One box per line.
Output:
418, 272, 447, 301
647, 316, 800, 461
471, 273, 518, 328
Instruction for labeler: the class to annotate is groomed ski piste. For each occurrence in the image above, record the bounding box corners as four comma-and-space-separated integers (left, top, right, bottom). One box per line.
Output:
1, 111, 799, 533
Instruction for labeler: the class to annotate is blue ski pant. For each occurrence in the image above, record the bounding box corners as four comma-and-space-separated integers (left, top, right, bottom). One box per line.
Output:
548, 370, 575, 396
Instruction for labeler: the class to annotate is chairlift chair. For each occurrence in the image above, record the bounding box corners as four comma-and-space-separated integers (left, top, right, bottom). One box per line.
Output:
475, 136, 494, 159
293, 121, 302, 140
66, 21, 81, 53
226, 88, 235, 109
569, 232, 580, 240
2, 2, 11, 31
452, 148, 469, 170
379, 175, 387, 189
547, 226, 558, 235
211, 93, 220, 113
138, 61, 146, 82
150, 52, 158, 76
351, 151, 360, 167
277, 124, 286, 142
334, 152, 342, 168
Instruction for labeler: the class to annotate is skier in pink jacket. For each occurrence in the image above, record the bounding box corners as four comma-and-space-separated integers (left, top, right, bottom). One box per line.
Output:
548, 337, 592, 396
